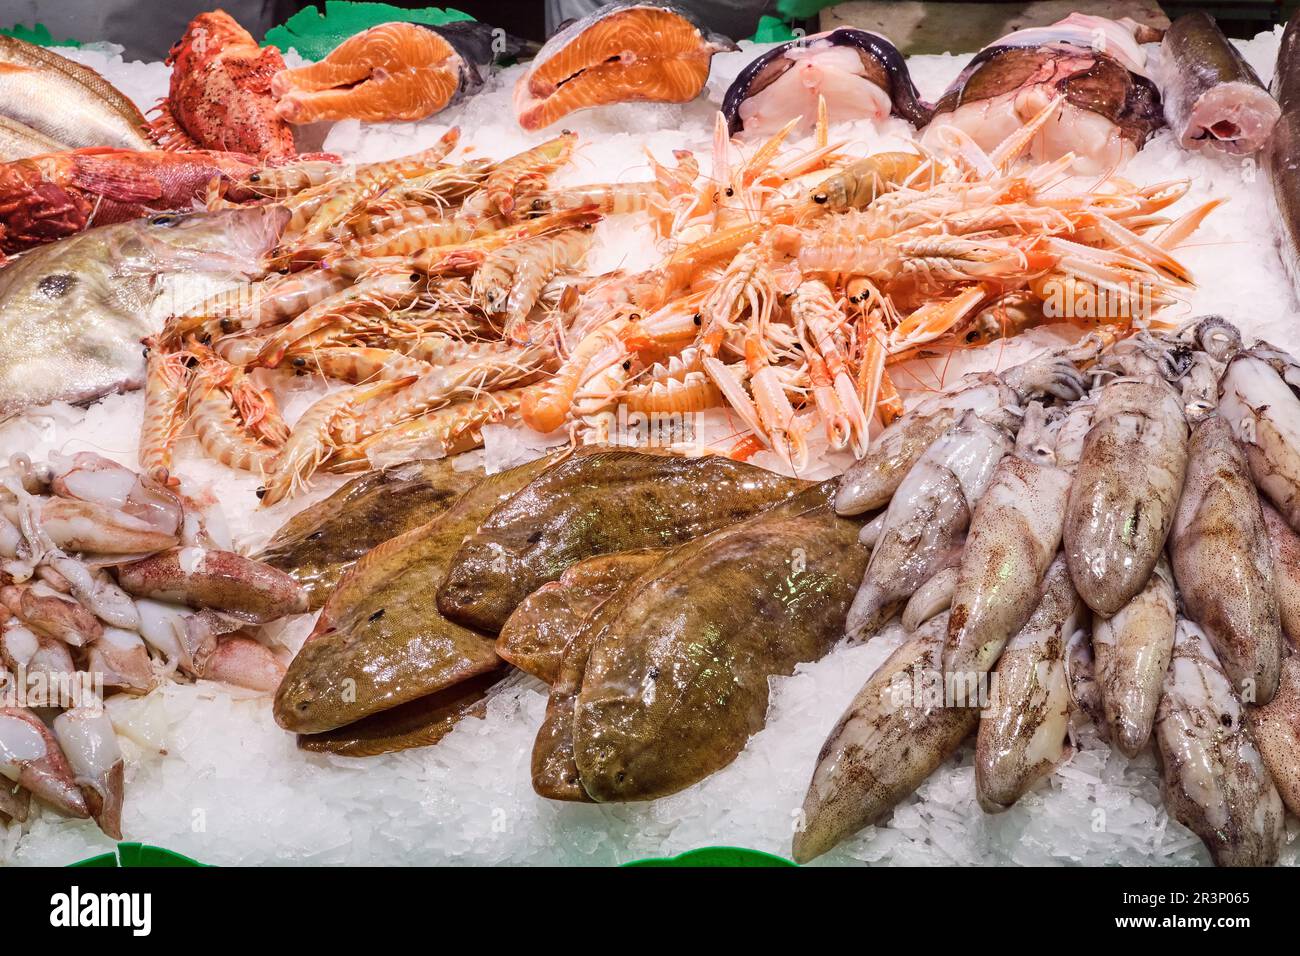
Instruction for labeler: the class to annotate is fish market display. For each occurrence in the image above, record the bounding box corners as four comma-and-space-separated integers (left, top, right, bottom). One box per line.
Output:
0, 148, 258, 254
151, 11, 300, 162
0, 452, 305, 837
922, 14, 1164, 172
1267, 12, 1300, 297
0, 35, 153, 152
273, 21, 526, 124
514, 1, 736, 131
1158, 13, 1280, 155
0, 205, 286, 419
721, 28, 930, 137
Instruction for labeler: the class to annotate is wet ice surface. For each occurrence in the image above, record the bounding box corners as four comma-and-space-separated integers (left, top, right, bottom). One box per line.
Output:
3, 33, 1299, 865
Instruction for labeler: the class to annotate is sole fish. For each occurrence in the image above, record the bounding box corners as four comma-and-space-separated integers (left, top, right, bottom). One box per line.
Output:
1063, 376, 1188, 615
257, 458, 484, 609
273, 454, 558, 736
1156, 618, 1283, 867
0, 36, 153, 150
793, 611, 977, 863
438, 449, 808, 633
1170, 415, 1282, 704
514, 1, 736, 131
572, 482, 868, 802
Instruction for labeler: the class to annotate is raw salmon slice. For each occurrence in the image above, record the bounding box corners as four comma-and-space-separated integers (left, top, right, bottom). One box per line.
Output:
515, 2, 736, 131
272, 22, 465, 124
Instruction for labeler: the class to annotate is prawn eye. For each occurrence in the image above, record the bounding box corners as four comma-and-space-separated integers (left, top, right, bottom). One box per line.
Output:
813, 193, 828, 205
249, 173, 260, 182
255, 486, 267, 500
629, 313, 641, 321
291, 357, 307, 368
724, 187, 734, 197
410, 273, 420, 282
693, 313, 702, 326
622, 360, 631, 370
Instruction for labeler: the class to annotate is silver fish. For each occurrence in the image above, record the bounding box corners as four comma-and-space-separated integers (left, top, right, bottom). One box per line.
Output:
0, 206, 287, 418
945, 402, 1073, 678
1092, 556, 1175, 757
975, 556, 1080, 812
1063, 375, 1188, 615
0, 36, 152, 151
1170, 415, 1281, 704
1218, 344, 1300, 532
846, 410, 1010, 641
0, 115, 65, 162
1155, 618, 1283, 867
793, 611, 977, 863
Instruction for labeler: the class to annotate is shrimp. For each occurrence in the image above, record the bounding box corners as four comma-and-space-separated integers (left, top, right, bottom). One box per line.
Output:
791, 280, 871, 453
260, 378, 414, 507
527, 181, 661, 217
485, 131, 577, 218
521, 316, 629, 433
166, 270, 355, 345
186, 351, 279, 476
472, 226, 595, 343
285, 346, 434, 384
139, 342, 192, 484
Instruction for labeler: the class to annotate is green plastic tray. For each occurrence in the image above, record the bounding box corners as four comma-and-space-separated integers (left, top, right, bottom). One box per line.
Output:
624, 846, 796, 867
70, 843, 207, 867
0, 23, 80, 46
264, 2, 474, 59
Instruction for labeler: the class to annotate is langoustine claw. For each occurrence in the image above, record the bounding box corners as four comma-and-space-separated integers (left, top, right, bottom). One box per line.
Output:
115, 548, 309, 624
975, 556, 1080, 812
1155, 618, 1283, 867
793, 611, 977, 863
1170, 415, 1282, 704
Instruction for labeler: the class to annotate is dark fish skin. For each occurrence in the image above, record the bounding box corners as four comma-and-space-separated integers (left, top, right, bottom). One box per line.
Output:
297, 666, 507, 757
722, 28, 932, 135
273, 454, 559, 735
572, 481, 870, 802
438, 450, 810, 634
498, 548, 663, 685
257, 458, 483, 609
933, 45, 1163, 149
425, 21, 538, 99
1268, 12, 1300, 296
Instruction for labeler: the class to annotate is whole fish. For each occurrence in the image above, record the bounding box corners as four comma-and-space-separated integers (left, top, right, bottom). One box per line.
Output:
1063, 376, 1188, 615
498, 548, 662, 685
975, 557, 1080, 812
0, 115, 65, 162
572, 482, 868, 802
1155, 618, 1283, 867
1170, 415, 1282, 704
847, 410, 1011, 641
1158, 13, 1279, 154
0, 36, 153, 151
0, 205, 287, 419
793, 611, 977, 863
1218, 344, 1300, 532
257, 458, 484, 608
1247, 655, 1300, 817
439, 450, 808, 633
945, 403, 1072, 678
1260, 503, 1300, 649
273, 454, 558, 736
1092, 557, 1176, 757
1266, 10, 1300, 296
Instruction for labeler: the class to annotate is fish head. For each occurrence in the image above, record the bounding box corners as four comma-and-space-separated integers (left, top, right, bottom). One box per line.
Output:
273, 628, 347, 733
121, 206, 289, 278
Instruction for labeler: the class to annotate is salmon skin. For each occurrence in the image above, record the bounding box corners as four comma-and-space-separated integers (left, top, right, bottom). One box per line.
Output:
1158, 13, 1279, 155
722, 28, 931, 137
1267, 11, 1300, 298
514, 1, 737, 131
272, 21, 531, 124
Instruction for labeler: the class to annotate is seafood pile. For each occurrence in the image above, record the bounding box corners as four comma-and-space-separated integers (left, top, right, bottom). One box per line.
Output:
1, 7, 1299, 868
0, 452, 306, 838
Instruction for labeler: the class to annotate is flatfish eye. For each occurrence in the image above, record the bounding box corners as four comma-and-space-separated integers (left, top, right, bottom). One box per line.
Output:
149, 214, 182, 227
37, 274, 74, 298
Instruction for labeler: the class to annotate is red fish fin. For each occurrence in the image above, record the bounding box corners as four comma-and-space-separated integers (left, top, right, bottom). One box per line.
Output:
147, 101, 201, 151
69, 156, 164, 203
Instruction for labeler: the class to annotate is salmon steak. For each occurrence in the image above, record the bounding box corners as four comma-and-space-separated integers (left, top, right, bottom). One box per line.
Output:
273, 22, 471, 124
514, 1, 736, 131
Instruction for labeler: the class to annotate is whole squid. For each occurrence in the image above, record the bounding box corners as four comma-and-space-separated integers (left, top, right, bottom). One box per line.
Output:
846, 410, 1010, 641
1248, 655, 1300, 818
975, 556, 1081, 812
1092, 557, 1176, 757
945, 403, 1073, 677
1260, 503, 1300, 649
1063, 375, 1188, 615
793, 611, 977, 863
1170, 415, 1281, 704
1155, 618, 1283, 867
1218, 344, 1300, 532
